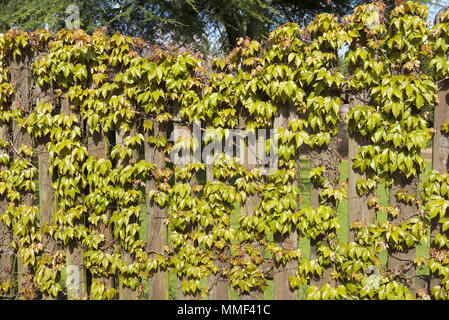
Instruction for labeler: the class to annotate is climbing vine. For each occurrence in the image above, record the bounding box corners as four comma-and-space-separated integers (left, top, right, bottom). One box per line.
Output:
0, 1, 448, 300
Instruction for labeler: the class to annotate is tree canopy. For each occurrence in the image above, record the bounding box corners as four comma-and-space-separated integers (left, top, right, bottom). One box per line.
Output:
0, 0, 444, 53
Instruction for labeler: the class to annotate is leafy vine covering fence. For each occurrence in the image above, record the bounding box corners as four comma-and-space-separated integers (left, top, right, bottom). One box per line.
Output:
1, 1, 449, 300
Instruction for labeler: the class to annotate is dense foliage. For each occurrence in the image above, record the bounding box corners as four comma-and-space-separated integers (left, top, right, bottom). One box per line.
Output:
0, 1, 448, 300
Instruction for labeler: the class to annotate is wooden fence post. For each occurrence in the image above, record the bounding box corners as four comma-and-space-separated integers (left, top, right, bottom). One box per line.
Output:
431, 82, 449, 173
239, 119, 264, 300
117, 125, 139, 300
9, 50, 34, 297
145, 121, 168, 300
309, 138, 339, 289
34, 83, 58, 300
387, 174, 419, 295
87, 130, 114, 296
173, 121, 199, 300
58, 97, 87, 299
0, 120, 12, 297
348, 93, 375, 242
430, 78, 449, 291
273, 104, 297, 300
206, 131, 229, 301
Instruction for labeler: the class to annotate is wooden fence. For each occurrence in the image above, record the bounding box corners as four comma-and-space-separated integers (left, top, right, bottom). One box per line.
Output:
0, 2, 449, 300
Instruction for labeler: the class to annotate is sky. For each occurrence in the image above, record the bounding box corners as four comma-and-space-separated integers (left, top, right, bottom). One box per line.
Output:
428, 1, 449, 23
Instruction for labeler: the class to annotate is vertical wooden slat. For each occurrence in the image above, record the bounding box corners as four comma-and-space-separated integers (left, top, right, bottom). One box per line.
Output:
87, 130, 113, 295
431, 80, 449, 172
430, 79, 449, 291
0, 121, 12, 297
309, 138, 339, 289
117, 125, 138, 300
387, 173, 419, 295
10, 51, 34, 297
37, 137, 54, 251
273, 105, 297, 300
145, 121, 168, 300
13, 124, 33, 296
207, 136, 229, 300
60, 97, 87, 299
174, 122, 198, 300
208, 257, 229, 300
35, 85, 58, 300
348, 93, 375, 242
239, 125, 264, 300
